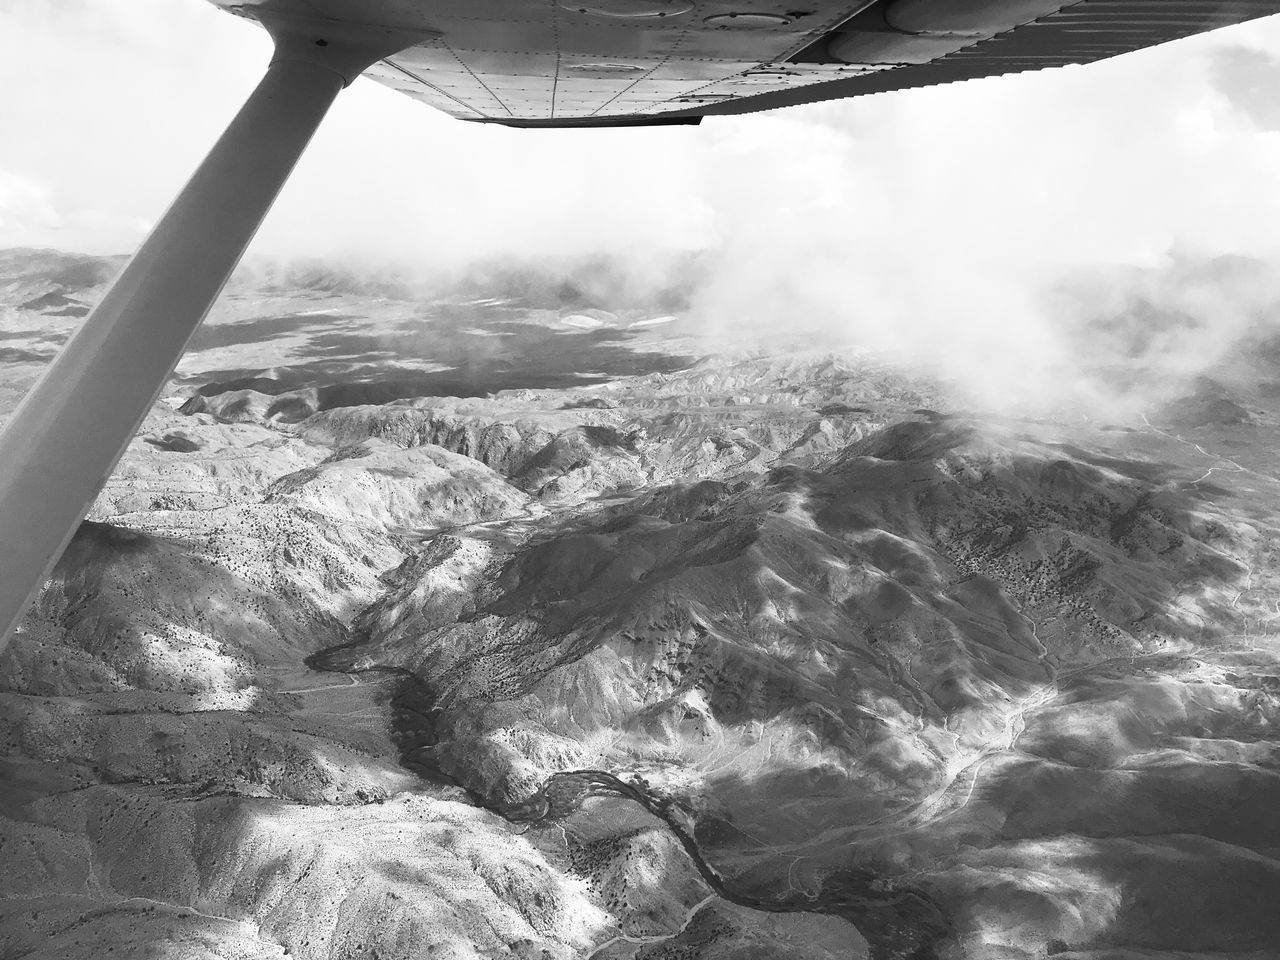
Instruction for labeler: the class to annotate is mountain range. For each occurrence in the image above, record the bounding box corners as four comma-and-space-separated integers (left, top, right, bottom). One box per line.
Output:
3, 248, 1280, 960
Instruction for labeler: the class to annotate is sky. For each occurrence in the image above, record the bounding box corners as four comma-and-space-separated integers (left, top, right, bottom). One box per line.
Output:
5, 1, 1280, 410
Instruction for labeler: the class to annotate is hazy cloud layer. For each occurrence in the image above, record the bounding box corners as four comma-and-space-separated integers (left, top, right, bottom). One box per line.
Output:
6, 2, 1280, 413
1210, 44, 1280, 131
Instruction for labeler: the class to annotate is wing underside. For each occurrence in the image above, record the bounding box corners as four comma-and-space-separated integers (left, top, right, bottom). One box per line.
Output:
681, 0, 1280, 117
216, 0, 1280, 127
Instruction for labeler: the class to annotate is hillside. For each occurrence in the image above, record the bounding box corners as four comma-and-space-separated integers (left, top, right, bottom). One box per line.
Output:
3, 248, 1280, 959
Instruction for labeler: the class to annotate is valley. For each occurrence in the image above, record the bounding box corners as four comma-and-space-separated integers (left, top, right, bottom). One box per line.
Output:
4, 249, 1280, 959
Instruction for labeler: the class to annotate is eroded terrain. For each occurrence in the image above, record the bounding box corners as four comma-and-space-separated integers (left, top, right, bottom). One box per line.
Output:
4, 249, 1280, 959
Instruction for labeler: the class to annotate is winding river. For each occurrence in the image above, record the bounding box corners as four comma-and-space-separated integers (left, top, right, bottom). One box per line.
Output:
305, 635, 949, 959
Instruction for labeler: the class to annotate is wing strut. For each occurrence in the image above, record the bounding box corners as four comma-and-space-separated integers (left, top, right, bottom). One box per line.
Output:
0, 17, 426, 649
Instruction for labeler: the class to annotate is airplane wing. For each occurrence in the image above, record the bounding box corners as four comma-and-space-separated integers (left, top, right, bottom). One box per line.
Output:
215, 0, 1280, 127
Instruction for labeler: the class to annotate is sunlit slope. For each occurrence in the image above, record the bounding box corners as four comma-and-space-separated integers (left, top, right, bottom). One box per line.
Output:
4, 249, 1280, 958
339, 421, 1257, 792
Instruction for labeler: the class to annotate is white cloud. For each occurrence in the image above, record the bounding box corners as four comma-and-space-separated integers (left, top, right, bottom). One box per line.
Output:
679, 18, 1280, 411
5, 2, 1280, 412
0, 170, 58, 236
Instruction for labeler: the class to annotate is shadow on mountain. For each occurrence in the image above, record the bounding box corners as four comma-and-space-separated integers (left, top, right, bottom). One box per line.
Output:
191, 323, 694, 410
18, 291, 89, 315
915, 744, 1280, 955
444, 251, 704, 314
0, 328, 57, 342
0, 346, 54, 364
338, 416, 1259, 957
0, 247, 124, 291
186, 312, 357, 352
2, 516, 428, 809
143, 432, 205, 453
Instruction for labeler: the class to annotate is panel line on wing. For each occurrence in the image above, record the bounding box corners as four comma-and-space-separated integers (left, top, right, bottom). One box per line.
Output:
550, 0, 562, 119
379, 57, 492, 120
586, 3, 697, 117
238, 0, 1280, 126
668, 0, 1280, 118
777, 0, 883, 62
442, 42, 515, 116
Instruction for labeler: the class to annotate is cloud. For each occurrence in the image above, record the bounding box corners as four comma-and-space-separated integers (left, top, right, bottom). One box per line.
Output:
1210, 45, 1280, 130
0, 170, 58, 236
5, 3, 1280, 414
678, 21, 1280, 413
0, 0, 266, 252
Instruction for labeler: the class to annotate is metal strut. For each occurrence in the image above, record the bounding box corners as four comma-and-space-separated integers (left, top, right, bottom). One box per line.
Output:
0, 17, 426, 649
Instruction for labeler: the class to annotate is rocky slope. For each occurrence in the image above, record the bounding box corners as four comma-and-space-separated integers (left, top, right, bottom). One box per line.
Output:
3, 248, 1280, 960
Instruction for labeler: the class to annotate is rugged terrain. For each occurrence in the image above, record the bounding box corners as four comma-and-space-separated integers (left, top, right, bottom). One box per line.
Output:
4, 248, 1280, 959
